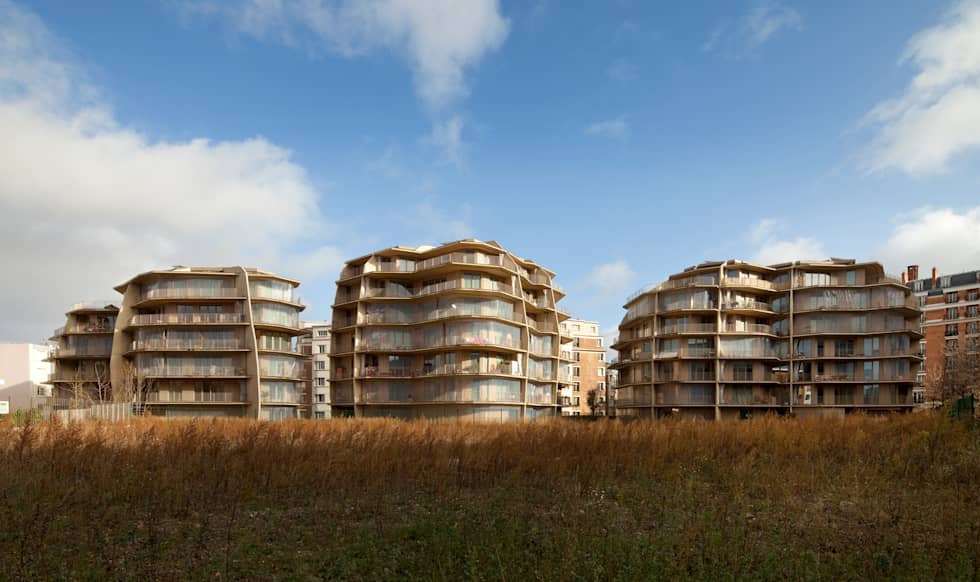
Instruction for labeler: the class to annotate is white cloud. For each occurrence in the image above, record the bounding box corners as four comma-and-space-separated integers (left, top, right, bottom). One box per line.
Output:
607, 59, 638, 82
424, 114, 465, 167
749, 217, 781, 244
178, 0, 509, 113
0, 1, 344, 342
863, 1, 980, 175
752, 237, 827, 265
748, 218, 826, 264
401, 197, 474, 245
586, 260, 636, 299
702, 1, 802, 58
741, 0, 802, 48
875, 206, 980, 274
584, 116, 628, 140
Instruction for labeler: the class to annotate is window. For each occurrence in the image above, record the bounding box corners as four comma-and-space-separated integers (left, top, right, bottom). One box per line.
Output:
968, 290, 978, 301
316, 394, 326, 403
597, 382, 605, 391
315, 360, 325, 370
968, 322, 979, 335
967, 305, 978, 318
942, 276, 952, 288
947, 307, 958, 320
597, 368, 605, 376
946, 324, 959, 336
573, 324, 581, 331
863, 361, 879, 381
573, 367, 580, 377
733, 362, 753, 381
597, 337, 603, 347
912, 281, 923, 292
316, 377, 326, 386
834, 339, 855, 356
598, 353, 605, 361
319, 345, 327, 353
317, 330, 329, 337
946, 292, 958, 303
573, 382, 580, 393
846, 270, 856, 285
573, 397, 580, 406
863, 337, 879, 357
573, 352, 581, 361
573, 338, 581, 348
863, 384, 879, 405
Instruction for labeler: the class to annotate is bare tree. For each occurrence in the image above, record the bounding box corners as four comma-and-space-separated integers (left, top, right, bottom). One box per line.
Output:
936, 340, 980, 413
114, 360, 153, 415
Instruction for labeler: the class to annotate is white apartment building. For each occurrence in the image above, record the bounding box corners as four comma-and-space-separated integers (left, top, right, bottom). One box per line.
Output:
302, 322, 332, 419
0, 343, 54, 413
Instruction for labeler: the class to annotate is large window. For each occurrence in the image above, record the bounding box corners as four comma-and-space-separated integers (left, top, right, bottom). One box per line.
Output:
253, 303, 299, 328
261, 381, 301, 403
250, 279, 295, 302
260, 355, 301, 378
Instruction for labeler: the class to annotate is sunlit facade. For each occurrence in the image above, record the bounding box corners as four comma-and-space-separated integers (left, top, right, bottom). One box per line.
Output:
330, 240, 572, 421
611, 259, 921, 420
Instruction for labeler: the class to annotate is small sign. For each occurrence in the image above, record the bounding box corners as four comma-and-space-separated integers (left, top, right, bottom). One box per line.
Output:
0, 401, 9, 415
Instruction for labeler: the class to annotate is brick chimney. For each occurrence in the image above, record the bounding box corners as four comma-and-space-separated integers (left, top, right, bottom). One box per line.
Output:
902, 272, 907, 284
907, 265, 919, 281
932, 267, 938, 287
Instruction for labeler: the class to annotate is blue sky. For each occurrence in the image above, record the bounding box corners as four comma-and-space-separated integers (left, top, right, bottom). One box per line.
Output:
2, 0, 980, 343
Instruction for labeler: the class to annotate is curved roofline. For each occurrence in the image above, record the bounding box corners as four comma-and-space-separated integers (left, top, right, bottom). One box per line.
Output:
113, 266, 301, 293
341, 239, 558, 277
622, 258, 893, 308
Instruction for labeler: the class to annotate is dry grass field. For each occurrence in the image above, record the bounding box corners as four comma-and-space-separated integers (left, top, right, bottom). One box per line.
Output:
1, 413, 978, 580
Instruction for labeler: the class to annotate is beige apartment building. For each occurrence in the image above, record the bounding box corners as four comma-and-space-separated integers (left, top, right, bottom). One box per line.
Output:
558, 319, 607, 416
611, 259, 920, 420
47, 301, 119, 401
907, 266, 980, 402
330, 240, 572, 421
110, 266, 308, 419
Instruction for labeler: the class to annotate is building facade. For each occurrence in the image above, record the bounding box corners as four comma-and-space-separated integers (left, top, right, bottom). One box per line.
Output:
907, 266, 980, 403
0, 343, 54, 413
110, 266, 308, 419
47, 301, 118, 401
300, 322, 332, 418
330, 240, 572, 421
558, 318, 607, 416
611, 259, 920, 420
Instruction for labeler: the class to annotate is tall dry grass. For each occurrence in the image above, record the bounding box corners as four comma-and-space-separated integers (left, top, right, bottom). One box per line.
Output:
0, 413, 978, 580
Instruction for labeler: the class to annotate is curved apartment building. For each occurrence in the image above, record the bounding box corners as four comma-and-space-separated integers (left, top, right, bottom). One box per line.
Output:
330, 240, 572, 421
110, 266, 307, 419
48, 301, 119, 399
611, 259, 921, 420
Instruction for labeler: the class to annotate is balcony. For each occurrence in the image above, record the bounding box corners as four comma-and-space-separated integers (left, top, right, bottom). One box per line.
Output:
130, 313, 245, 325
722, 300, 772, 312
130, 339, 245, 351
659, 323, 715, 335
338, 265, 364, 280
330, 384, 354, 404
68, 300, 119, 312
140, 288, 243, 302
723, 277, 775, 291
50, 346, 112, 359
723, 323, 773, 334
659, 276, 718, 292
659, 301, 717, 313
361, 306, 523, 326
794, 322, 921, 335
146, 391, 243, 404
141, 366, 247, 378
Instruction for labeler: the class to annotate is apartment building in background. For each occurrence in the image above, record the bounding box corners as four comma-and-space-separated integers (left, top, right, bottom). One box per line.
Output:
47, 301, 119, 401
0, 343, 53, 412
110, 266, 308, 419
558, 318, 607, 415
907, 265, 980, 402
330, 239, 572, 421
611, 259, 921, 420
300, 322, 332, 418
